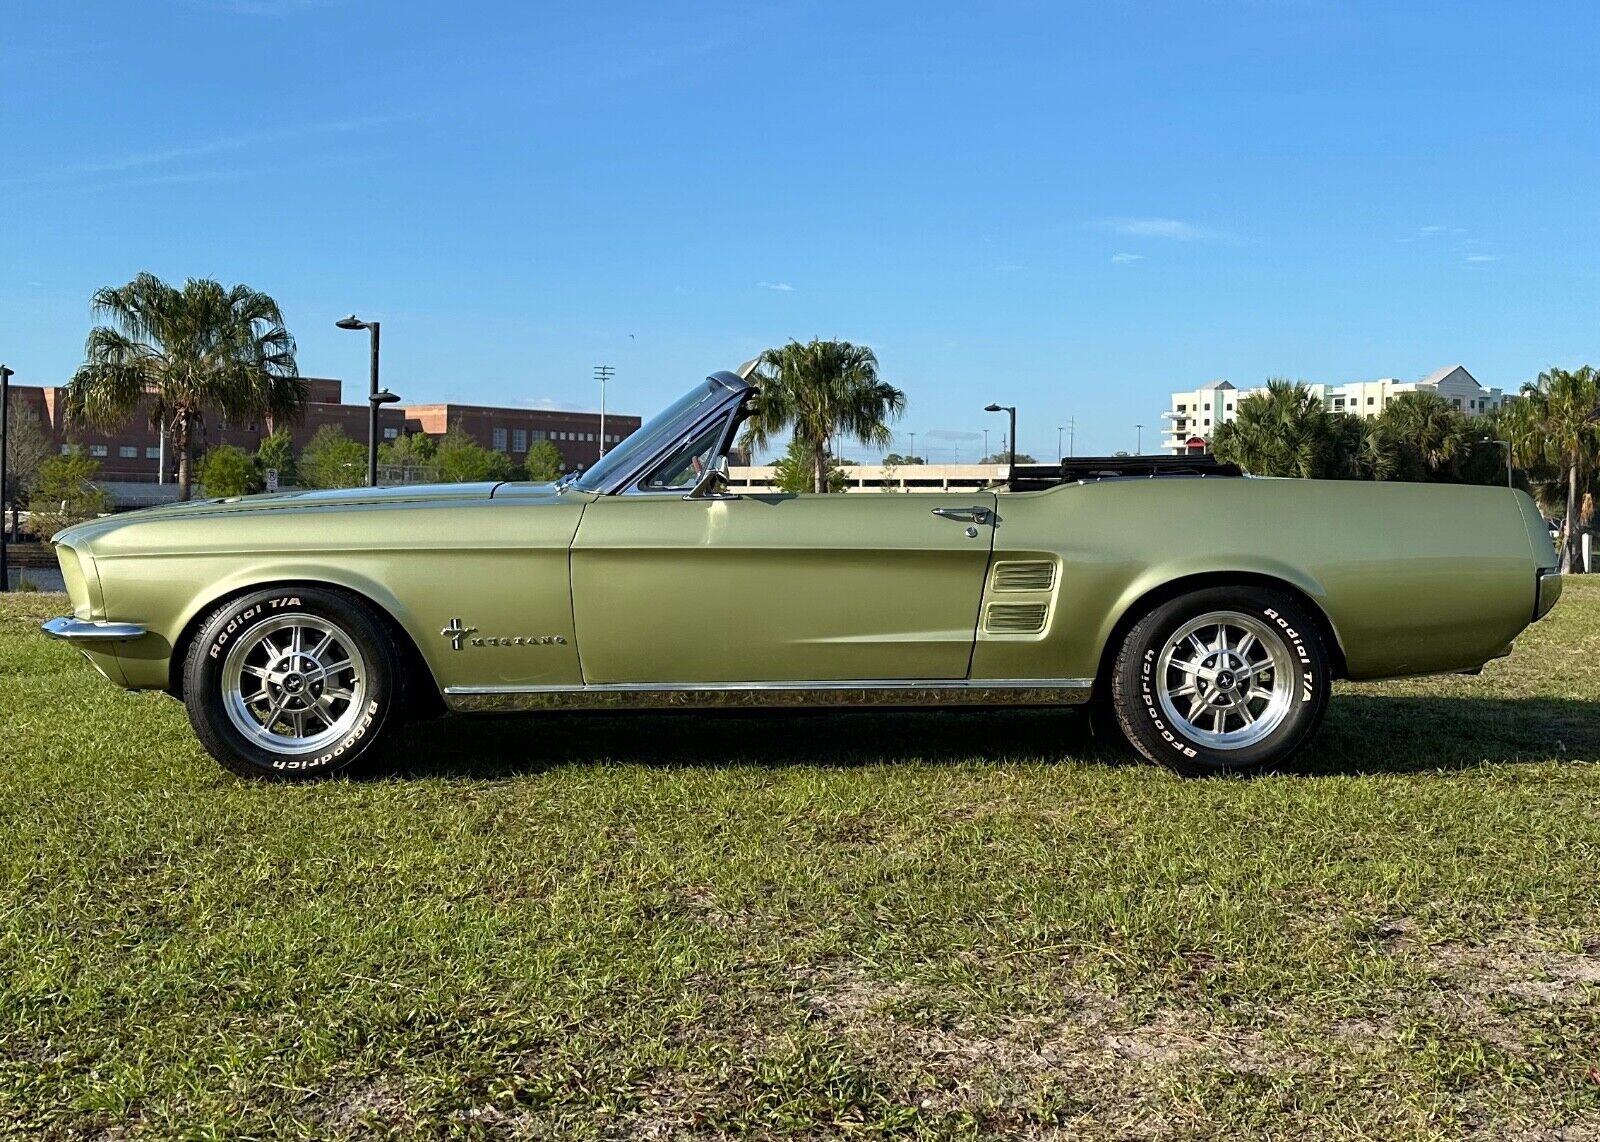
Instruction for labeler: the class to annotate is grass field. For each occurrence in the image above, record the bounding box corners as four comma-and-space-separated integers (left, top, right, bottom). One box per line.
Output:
3, 584, 1600, 1140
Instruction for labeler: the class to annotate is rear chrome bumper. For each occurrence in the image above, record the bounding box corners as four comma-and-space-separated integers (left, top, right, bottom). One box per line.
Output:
40, 616, 147, 642
1535, 569, 1563, 622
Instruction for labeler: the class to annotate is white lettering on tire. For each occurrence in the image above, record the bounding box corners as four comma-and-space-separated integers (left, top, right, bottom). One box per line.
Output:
207, 596, 304, 659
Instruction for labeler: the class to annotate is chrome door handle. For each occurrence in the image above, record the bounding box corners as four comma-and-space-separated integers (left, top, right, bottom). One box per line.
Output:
931, 506, 991, 524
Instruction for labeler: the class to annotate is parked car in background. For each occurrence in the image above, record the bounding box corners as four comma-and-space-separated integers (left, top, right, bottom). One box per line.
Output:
44, 367, 1562, 781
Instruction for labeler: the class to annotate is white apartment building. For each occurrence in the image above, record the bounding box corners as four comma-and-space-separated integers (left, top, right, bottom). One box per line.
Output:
1160, 365, 1507, 454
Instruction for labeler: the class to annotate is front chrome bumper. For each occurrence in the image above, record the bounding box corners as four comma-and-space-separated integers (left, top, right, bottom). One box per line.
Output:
40, 616, 147, 642
1535, 568, 1563, 622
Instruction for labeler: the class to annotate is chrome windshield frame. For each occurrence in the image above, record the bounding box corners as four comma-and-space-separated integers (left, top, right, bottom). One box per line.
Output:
578, 371, 754, 497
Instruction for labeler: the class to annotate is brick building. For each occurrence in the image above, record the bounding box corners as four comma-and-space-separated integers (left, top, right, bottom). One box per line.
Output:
401, 402, 638, 471
8, 378, 639, 483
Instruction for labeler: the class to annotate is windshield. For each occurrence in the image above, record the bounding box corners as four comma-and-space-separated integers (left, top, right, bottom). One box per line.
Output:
573, 378, 734, 493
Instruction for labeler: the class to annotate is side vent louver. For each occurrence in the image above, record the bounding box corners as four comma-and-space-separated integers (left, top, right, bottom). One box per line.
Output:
985, 603, 1049, 634
992, 561, 1056, 591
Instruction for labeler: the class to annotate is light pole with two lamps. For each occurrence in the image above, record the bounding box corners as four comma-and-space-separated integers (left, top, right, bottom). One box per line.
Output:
336, 315, 401, 487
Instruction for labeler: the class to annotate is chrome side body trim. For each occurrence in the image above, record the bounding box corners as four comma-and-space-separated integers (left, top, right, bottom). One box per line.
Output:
443, 677, 1093, 713
40, 616, 147, 642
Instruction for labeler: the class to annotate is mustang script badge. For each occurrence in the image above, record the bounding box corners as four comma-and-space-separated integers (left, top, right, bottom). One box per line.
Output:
441, 617, 566, 650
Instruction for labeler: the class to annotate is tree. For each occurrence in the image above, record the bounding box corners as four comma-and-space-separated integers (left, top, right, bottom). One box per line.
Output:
1323, 413, 1398, 481
523, 439, 565, 482
298, 425, 367, 489
1501, 366, 1600, 572
883, 453, 925, 465
434, 426, 515, 483
1211, 380, 1333, 478
256, 428, 296, 486
27, 453, 111, 539
376, 431, 438, 486
62, 273, 305, 502
741, 339, 905, 493
980, 451, 1037, 465
771, 435, 847, 493
3, 401, 50, 540
1378, 391, 1470, 481
198, 444, 260, 497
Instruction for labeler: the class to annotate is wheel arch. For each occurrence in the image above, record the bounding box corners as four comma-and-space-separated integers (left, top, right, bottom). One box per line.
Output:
1091, 569, 1349, 692
166, 577, 444, 715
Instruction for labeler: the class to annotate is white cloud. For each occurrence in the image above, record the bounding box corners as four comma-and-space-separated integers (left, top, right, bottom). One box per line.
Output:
756, 281, 794, 292
1110, 253, 1145, 264
1095, 217, 1226, 242
76, 117, 400, 174
512, 396, 593, 413
1418, 224, 1448, 237
1464, 254, 1498, 263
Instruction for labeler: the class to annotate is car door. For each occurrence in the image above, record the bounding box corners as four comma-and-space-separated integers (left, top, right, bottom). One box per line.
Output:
570, 490, 998, 684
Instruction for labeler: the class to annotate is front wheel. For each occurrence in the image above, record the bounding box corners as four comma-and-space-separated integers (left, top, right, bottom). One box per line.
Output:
182, 587, 400, 780
1110, 586, 1331, 774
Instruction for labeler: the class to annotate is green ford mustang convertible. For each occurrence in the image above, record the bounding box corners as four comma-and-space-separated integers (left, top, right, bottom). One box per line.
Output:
43, 368, 1563, 780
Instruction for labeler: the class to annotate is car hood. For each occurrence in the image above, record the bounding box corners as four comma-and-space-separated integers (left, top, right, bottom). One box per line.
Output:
54, 481, 575, 547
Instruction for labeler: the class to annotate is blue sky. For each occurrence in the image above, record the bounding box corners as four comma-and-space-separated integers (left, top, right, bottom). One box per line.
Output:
4, 1, 1598, 460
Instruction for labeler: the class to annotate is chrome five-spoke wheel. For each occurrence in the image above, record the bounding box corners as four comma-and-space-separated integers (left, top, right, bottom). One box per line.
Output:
1154, 610, 1294, 750
220, 614, 368, 754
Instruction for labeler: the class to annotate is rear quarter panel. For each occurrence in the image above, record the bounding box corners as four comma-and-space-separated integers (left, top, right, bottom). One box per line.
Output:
972, 478, 1540, 682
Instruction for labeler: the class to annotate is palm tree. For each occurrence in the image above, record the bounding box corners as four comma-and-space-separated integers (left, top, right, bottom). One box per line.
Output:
1377, 391, 1467, 480
1329, 413, 1399, 481
741, 339, 905, 493
64, 273, 305, 501
1210, 379, 1331, 478
1502, 366, 1600, 572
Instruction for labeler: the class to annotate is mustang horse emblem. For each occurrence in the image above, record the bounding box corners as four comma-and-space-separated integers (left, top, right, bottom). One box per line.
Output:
441, 617, 478, 651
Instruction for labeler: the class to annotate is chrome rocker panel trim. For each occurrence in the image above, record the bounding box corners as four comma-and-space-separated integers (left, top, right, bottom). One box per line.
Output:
40, 617, 147, 642
443, 677, 1094, 713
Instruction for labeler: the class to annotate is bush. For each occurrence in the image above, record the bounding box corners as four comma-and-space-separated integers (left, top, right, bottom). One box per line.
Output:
435, 427, 515, 483
27, 453, 112, 539
198, 445, 260, 497
523, 439, 565, 482
771, 436, 847, 493
376, 432, 439, 486
256, 428, 296, 487
298, 425, 367, 489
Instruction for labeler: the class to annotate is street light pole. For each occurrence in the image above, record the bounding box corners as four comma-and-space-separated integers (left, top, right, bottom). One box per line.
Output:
337, 316, 399, 487
985, 403, 1017, 490
1057, 426, 1063, 463
1135, 423, 1144, 455
594, 365, 614, 460
0, 364, 11, 594
908, 431, 916, 461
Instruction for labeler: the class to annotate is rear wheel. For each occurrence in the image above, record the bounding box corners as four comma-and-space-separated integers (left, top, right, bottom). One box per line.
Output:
182, 587, 400, 780
1110, 586, 1330, 774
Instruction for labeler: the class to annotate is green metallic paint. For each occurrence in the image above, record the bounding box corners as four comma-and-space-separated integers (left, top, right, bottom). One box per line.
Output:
50, 469, 1557, 703
570, 492, 997, 682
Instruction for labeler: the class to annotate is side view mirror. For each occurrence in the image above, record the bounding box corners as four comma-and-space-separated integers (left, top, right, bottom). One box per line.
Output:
684, 456, 737, 501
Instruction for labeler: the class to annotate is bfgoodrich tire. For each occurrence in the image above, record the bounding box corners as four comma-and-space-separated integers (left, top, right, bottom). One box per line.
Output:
1110, 586, 1331, 775
182, 587, 400, 780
